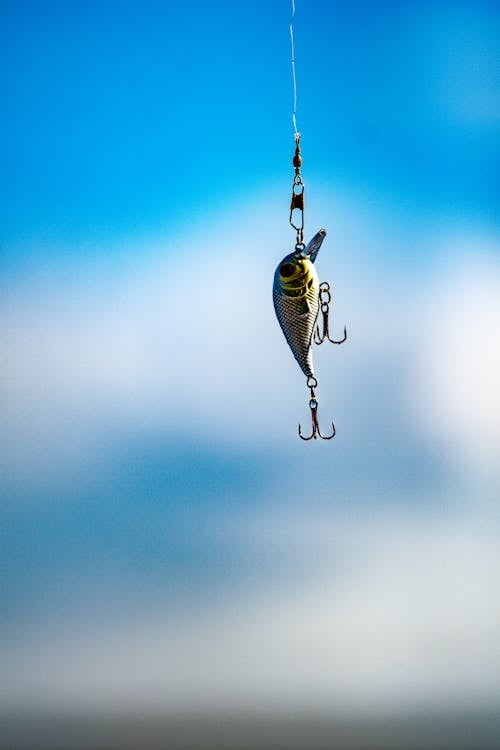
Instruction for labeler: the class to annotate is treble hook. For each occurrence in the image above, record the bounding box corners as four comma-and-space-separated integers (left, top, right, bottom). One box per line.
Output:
298, 376, 336, 441
314, 281, 347, 345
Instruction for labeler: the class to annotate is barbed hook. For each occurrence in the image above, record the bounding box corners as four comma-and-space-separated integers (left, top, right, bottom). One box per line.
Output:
298, 376, 336, 441
314, 281, 347, 345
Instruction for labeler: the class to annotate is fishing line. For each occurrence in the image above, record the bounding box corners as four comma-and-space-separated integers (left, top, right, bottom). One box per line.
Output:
290, 0, 299, 135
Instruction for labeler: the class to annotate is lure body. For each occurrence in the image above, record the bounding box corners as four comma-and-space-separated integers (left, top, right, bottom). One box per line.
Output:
272, 229, 326, 378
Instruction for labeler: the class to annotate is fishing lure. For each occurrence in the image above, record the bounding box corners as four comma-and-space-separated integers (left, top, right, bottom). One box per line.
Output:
273, 138, 346, 440
273, 228, 325, 382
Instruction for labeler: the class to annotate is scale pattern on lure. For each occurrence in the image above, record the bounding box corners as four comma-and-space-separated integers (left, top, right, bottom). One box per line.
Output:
272, 229, 324, 379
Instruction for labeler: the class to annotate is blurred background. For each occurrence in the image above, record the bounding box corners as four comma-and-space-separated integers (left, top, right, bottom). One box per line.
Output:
1, 1, 499, 748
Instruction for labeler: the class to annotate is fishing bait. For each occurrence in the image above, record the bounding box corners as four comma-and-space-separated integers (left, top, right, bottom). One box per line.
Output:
273, 229, 325, 380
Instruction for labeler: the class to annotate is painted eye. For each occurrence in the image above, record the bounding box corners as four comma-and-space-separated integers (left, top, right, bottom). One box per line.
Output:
280, 262, 295, 278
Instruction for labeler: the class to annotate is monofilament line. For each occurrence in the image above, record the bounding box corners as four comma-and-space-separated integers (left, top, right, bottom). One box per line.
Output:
290, 0, 299, 136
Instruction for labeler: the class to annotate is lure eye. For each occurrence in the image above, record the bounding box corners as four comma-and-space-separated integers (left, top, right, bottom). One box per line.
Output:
280, 262, 295, 278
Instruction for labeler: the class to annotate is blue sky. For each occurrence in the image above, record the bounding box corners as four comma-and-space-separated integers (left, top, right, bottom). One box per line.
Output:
2, 0, 497, 259
1, 0, 500, 724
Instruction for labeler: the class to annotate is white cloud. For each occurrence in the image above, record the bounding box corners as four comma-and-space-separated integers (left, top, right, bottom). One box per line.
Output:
2, 510, 499, 714
411, 240, 500, 478
2, 193, 499, 488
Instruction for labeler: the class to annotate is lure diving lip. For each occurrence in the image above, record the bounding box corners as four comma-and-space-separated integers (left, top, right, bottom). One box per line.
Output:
299, 228, 326, 261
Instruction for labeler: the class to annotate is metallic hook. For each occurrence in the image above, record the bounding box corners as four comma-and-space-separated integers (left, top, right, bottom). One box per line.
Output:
298, 377, 336, 441
314, 281, 347, 345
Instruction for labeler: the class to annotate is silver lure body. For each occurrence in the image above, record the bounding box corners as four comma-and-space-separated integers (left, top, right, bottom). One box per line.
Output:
272, 230, 326, 378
